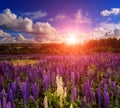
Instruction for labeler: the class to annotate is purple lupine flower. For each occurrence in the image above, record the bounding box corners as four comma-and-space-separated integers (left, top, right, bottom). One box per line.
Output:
22, 81, 28, 107
82, 97, 86, 108
71, 72, 75, 85
7, 83, 11, 95
6, 101, 11, 108
11, 82, 16, 99
3, 96, 6, 108
104, 91, 110, 108
81, 84, 85, 97
112, 82, 117, 97
104, 84, 108, 92
89, 88, 94, 104
0, 100, 2, 108
71, 87, 77, 101
1, 89, 6, 97
0, 76, 3, 91
96, 87, 101, 106
43, 74, 49, 90
32, 82, 40, 100
8, 89, 13, 102
16, 77, 21, 99
108, 79, 112, 87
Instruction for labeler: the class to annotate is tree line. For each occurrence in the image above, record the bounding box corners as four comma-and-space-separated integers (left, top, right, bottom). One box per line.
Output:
0, 37, 120, 54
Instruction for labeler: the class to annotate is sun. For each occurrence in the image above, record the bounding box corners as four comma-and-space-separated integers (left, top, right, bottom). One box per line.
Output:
66, 33, 78, 44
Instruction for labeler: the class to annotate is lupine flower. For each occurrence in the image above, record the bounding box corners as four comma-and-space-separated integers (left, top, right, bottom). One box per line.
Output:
96, 87, 101, 106
22, 81, 28, 107
112, 81, 117, 96
104, 84, 108, 92
44, 96, 48, 108
0, 101, 2, 108
3, 96, 6, 108
8, 89, 13, 102
82, 96, 86, 108
104, 91, 110, 108
43, 74, 49, 90
71, 72, 75, 85
71, 87, 77, 101
32, 82, 40, 100
70, 103, 73, 108
11, 82, 16, 99
6, 101, 11, 108
56, 75, 67, 108
89, 88, 94, 104
0, 76, 2, 91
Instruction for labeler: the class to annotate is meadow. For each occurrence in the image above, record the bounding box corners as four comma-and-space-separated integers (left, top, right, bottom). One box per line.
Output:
0, 53, 120, 108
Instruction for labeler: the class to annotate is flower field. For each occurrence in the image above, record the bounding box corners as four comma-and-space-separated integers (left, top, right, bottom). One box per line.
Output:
0, 53, 120, 108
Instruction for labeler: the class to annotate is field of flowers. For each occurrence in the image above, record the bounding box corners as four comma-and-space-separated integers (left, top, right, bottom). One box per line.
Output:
0, 53, 120, 108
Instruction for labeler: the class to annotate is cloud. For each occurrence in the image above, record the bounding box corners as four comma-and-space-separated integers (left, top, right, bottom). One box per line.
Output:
23, 11, 47, 20
0, 29, 11, 37
101, 8, 120, 16
0, 9, 59, 43
91, 22, 120, 39
0, 37, 15, 43
56, 14, 66, 20
73, 10, 91, 24
0, 8, 17, 25
0, 9, 33, 32
0, 33, 36, 43
15, 33, 36, 43
50, 14, 66, 21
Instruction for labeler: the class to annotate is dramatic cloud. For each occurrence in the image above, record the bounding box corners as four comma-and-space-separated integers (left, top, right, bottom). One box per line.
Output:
73, 10, 91, 24
0, 30, 11, 37
91, 22, 120, 39
0, 8, 17, 25
0, 33, 36, 43
23, 11, 47, 20
101, 8, 120, 16
0, 9, 33, 32
15, 34, 36, 43
0, 9, 58, 42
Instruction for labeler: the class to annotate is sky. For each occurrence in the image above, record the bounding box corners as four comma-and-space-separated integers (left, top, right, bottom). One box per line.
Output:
0, 0, 120, 43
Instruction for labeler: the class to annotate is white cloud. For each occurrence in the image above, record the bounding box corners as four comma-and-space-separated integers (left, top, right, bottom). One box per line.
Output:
91, 22, 120, 39
0, 8, 17, 25
23, 11, 47, 19
15, 33, 36, 43
101, 8, 120, 16
0, 8, 59, 43
72, 10, 92, 24
0, 29, 11, 37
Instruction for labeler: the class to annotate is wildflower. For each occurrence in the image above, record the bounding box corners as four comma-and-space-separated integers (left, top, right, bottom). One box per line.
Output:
112, 81, 117, 96
70, 103, 73, 108
71, 87, 77, 101
104, 91, 110, 108
32, 82, 40, 99
96, 87, 101, 106
6, 101, 11, 108
22, 81, 28, 107
44, 96, 48, 108
3, 96, 6, 108
56, 75, 67, 108
8, 89, 13, 102
82, 96, 86, 108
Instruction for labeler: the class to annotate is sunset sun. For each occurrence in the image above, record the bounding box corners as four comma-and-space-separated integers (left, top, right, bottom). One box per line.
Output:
66, 33, 78, 44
